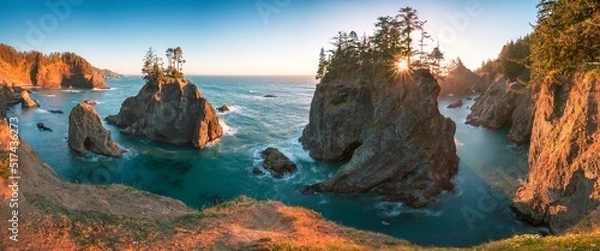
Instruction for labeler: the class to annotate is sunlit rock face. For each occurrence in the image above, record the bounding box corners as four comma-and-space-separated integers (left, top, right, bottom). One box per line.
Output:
513, 73, 600, 233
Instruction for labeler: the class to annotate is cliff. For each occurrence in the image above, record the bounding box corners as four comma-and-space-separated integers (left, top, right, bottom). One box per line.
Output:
438, 60, 487, 96
106, 77, 222, 149
466, 74, 534, 145
0, 43, 108, 89
300, 70, 459, 208
513, 72, 600, 232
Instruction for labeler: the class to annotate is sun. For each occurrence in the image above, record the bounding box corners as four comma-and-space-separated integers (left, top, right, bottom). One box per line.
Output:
396, 59, 409, 72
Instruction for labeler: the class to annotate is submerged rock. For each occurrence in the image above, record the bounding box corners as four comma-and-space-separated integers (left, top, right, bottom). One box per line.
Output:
264, 94, 277, 98
447, 100, 463, 109
69, 100, 124, 157
513, 73, 600, 233
20, 89, 39, 108
466, 75, 533, 145
106, 78, 222, 149
300, 70, 459, 208
261, 147, 297, 178
48, 109, 64, 114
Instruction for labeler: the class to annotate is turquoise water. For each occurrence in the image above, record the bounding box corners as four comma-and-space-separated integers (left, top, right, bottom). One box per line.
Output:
8, 76, 545, 247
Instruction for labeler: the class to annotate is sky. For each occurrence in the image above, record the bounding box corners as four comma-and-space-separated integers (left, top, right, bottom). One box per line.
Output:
0, 0, 538, 75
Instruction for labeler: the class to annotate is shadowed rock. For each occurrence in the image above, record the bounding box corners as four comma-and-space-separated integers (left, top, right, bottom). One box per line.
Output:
217, 105, 230, 113
261, 147, 297, 178
300, 70, 459, 208
105, 78, 222, 149
69, 100, 124, 157
447, 99, 463, 109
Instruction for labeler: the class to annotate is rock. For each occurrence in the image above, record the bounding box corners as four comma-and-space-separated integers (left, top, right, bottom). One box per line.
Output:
300, 70, 459, 208
37, 122, 52, 132
466, 97, 473, 101
513, 73, 600, 233
466, 74, 533, 144
447, 100, 463, 109
252, 167, 265, 175
68, 100, 124, 157
264, 94, 277, 98
438, 60, 486, 96
217, 105, 230, 113
20, 89, 39, 108
48, 109, 64, 114
261, 147, 297, 178
106, 78, 222, 149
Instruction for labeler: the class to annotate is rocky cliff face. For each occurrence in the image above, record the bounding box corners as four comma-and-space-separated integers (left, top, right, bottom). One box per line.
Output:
300, 70, 459, 208
106, 78, 222, 149
438, 61, 486, 96
513, 73, 600, 233
0, 44, 108, 89
466, 74, 534, 145
68, 100, 124, 157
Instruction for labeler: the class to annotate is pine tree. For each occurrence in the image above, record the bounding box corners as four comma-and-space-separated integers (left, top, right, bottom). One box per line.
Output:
316, 48, 328, 80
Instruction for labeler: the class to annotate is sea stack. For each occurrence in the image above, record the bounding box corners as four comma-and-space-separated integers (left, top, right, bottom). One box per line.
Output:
466, 74, 534, 145
20, 89, 40, 108
68, 100, 124, 157
512, 73, 600, 233
106, 78, 222, 149
300, 70, 459, 208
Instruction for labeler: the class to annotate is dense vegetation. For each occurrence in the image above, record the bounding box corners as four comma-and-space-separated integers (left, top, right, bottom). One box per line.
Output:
141, 47, 186, 82
315, 7, 445, 82
478, 0, 599, 85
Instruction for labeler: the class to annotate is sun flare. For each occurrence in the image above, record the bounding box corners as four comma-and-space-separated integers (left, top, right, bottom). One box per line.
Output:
396, 60, 409, 72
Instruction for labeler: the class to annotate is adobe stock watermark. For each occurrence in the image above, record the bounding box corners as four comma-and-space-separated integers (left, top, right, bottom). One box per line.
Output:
461, 165, 528, 231
436, 0, 495, 46
255, 0, 291, 25
11, 0, 84, 51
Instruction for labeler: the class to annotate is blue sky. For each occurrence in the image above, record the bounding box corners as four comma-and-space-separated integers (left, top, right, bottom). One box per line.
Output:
0, 0, 538, 75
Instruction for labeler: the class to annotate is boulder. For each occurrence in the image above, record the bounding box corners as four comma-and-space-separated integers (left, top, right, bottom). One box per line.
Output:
447, 100, 463, 109
466, 74, 533, 144
300, 70, 459, 208
261, 147, 297, 178
37, 122, 52, 132
20, 89, 39, 108
217, 105, 230, 113
69, 100, 124, 157
513, 73, 600, 233
106, 78, 222, 149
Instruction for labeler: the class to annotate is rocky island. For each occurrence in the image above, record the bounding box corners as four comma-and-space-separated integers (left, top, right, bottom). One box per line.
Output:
106, 47, 222, 149
68, 100, 125, 157
300, 10, 459, 208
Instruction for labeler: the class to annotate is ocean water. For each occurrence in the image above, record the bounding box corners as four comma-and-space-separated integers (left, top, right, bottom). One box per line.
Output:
8, 76, 545, 247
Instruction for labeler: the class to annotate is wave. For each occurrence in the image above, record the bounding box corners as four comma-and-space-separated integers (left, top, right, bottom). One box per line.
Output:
454, 137, 464, 148
45, 94, 56, 97
92, 87, 117, 91
35, 109, 50, 114
61, 89, 82, 93
219, 119, 237, 136
374, 201, 443, 218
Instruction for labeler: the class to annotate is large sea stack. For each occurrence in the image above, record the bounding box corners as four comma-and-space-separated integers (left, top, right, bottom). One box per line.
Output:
512, 73, 600, 232
300, 70, 459, 208
0, 44, 108, 89
106, 78, 222, 149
